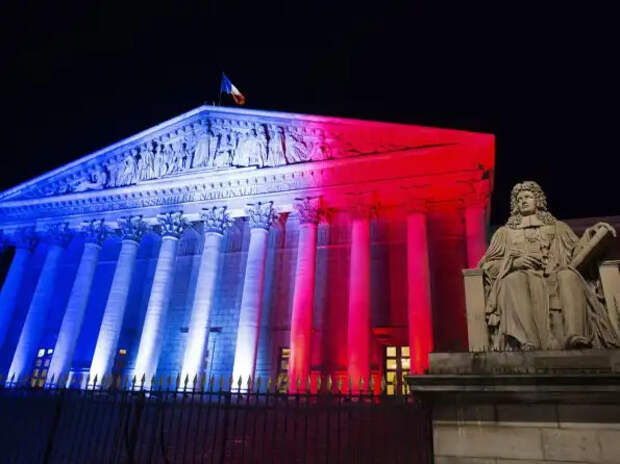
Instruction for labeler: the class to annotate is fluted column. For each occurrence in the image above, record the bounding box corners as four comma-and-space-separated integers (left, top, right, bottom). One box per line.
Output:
0, 227, 38, 351
406, 202, 433, 374
347, 204, 374, 386
181, 206, 232, 381
134, 212, 187, 387
8, 223, 72, 383
465, 180, 490, 268
90, 216, 146, 381
288, 198, 321, 391
47, 220, 108, 383
232, 201, 276, 383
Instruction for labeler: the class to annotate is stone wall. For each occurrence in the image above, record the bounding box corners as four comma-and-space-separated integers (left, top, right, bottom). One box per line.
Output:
434, 403, 620, 464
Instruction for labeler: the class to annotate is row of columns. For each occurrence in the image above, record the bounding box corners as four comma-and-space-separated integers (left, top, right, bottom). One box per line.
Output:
0, 198, 487, 387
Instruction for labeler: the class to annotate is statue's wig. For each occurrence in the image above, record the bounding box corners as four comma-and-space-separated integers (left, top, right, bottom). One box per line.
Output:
507, 181, 556, 228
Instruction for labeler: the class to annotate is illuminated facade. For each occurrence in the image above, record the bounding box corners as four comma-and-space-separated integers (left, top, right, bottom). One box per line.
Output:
0, 106, 494, 390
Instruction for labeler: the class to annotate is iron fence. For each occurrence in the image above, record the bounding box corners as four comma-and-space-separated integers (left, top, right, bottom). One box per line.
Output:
0, 374, 432, 464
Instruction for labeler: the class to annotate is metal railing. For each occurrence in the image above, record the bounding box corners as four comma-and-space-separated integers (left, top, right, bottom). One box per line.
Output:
0, 373, 432, 464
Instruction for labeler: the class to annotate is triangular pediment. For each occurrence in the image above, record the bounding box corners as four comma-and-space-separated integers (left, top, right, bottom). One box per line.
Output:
0, 105, 487, 204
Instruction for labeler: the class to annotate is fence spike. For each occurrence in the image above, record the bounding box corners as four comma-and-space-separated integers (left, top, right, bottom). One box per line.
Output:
237, 375, 243, 390
157, 375, 164, 391
306, 375, 312, 393
166, 375, 172, 391
209, 375, 215, 392
256, 376, 262, 393
85, 373, 90, 389
381, 375, 387, 393
199, 373, 206, 391
317, 375, 322, 393
183, 373, 189, 390
296, 376, 301, 392
175, 373, 181, 390
266, 376, 272, 393
327, 375, 333, 393
218, 376, 224, 392
228, 376, 233, 389
246, 375, 252, 391
139, 373, 145, 390
369, 375, 375, 393
10, 373, 15, 386
359, 376, 365, 393
347, 376, 353, 394
280, 374, 288, 392
337, 377, 343, 393
150, 375, 156, 390
91, 374, 97, 389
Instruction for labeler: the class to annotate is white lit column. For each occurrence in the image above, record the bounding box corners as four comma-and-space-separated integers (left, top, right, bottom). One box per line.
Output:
181, 206, 232, 381
47, 220, 108, 383
464, 180, 490, 268
347, 204, 373, 386
0, 227, 38, 351
288, 198, 321, 391
90, 216, 146, 381
134, 212, 187, 387
406, 202, 433, 374
8, 223, 72, 383
232, 202, 276, 382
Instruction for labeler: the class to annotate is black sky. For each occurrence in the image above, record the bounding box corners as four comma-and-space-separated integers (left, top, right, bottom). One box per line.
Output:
1, 1, 618, 224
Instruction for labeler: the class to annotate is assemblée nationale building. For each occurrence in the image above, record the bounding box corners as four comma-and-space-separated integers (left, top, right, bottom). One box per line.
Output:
0, 105, 494, 392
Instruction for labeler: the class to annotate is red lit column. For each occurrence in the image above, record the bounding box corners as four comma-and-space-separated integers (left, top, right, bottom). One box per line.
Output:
288, 198, 321, 391
464, 180, 490, 268
406, 202, 433, 374
347, 204, 374, 387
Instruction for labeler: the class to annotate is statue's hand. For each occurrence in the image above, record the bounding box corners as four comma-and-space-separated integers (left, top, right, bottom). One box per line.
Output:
594, 222, 617, 238
513, 255, 542, 270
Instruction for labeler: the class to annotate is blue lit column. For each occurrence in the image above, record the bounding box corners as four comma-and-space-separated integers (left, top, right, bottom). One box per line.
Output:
181, 206, 232, 382
133, 212, 187, 388
47, 220, 108, 383
90, 216, 146, 381
7, 223, 72, 383
0, 227, 38, 351
232, 202, 276, 383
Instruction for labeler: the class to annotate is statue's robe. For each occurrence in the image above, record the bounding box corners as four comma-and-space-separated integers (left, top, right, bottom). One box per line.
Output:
479, 215, 618, 350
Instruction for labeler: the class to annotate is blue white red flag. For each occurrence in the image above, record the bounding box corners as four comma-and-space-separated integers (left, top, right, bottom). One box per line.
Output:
220, 73, 246, 105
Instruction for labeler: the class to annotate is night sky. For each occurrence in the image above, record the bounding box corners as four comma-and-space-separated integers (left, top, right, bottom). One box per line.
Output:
2, 2, 617, 224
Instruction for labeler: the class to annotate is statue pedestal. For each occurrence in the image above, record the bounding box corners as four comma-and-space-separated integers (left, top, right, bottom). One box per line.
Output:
406, 350, 620, 464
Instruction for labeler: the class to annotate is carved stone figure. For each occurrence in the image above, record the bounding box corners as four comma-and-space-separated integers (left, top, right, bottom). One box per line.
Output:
117, 152, 138, 186
285, 128, 310, 163
265, 126, 286, 167
214, 132, 236, 167
479, 181, 619, 351
309, 130, 332, 161
233, 129, 266, 167
154, 143, 167, 178
138, 143, 155, 180
72, 167, 108, 192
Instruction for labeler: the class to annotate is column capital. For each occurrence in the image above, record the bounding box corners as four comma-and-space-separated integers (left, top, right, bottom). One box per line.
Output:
404, 197, 429, 214
157, 211, 189, 239
463, 179, 491, 209
201, 206, 233, 235
246, 201, 277, 230
12, 226, 38, 251
44, 223, 73, 247
82, 219, 109, 246
117, 216, 147, 242
295, 197, 323, 225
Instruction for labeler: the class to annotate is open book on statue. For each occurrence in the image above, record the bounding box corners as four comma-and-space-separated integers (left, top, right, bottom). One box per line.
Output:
571, 226, 615, 272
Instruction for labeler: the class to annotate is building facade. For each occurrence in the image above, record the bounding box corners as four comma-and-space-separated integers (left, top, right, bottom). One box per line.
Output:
0, 106, 494, 391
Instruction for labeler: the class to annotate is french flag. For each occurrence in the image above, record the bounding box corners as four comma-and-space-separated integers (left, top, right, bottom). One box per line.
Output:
220, 73, 246, 105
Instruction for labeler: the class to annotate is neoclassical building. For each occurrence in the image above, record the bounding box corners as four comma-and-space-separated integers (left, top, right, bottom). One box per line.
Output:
0, 106, 494, 392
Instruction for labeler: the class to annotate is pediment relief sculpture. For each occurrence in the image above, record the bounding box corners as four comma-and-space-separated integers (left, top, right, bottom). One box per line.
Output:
477, 181, 619, 351
21, 119, 362, 200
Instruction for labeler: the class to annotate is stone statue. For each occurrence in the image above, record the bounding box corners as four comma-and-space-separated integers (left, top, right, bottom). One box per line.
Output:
265, 126, 286, 167
72, 167, 108, 192
138, 143, 155, 180
285, 128, 310, 163
479, 181, 619, 351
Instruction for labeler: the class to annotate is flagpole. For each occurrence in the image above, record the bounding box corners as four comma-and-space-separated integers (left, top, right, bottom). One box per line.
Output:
217, 72, 223, 106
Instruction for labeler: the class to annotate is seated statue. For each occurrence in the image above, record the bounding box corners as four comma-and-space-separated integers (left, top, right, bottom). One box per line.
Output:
479, 181, 619, 351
